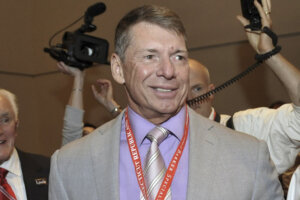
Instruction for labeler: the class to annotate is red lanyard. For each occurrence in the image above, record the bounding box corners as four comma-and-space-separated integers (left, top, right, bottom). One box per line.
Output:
125, 105, 189, 200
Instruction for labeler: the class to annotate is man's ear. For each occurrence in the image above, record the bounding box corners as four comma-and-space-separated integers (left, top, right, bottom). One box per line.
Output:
16, 120, 19, 127
111, 53, 125, 84
14, 120, 19, 133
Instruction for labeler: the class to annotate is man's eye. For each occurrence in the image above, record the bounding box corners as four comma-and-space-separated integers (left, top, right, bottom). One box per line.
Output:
193, 86, 202, 93
175, 55, 185, 61
145, 55, 154, 59
0, 117, 10, 124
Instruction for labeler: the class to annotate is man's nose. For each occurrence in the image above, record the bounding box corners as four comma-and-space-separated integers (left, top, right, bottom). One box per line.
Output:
157, 58, 175, 79
0, 125, 4, 133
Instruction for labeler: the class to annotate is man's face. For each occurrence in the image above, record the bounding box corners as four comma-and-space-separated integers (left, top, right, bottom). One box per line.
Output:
112, 22, 189, 124
0, 95, 17, 164
187, 60, 214, 118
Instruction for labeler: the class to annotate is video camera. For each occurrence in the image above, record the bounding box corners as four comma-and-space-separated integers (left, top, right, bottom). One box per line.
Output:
44, 2, 109, 70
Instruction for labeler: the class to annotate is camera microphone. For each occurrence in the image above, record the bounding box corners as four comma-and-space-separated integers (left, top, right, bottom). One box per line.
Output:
85, 2, 106, 24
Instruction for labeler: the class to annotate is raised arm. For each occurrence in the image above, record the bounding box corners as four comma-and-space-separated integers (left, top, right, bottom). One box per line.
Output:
235, 0, 300, 173
57, 62, 85, 146
237, 0, 300, 106
57, 62, 85, 109
91, 78, 122, 117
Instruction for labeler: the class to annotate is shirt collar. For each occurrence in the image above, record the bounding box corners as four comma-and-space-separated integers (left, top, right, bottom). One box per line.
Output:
208, 107, 215, 120
0, 148, 22, 177
127, 106, 186, 146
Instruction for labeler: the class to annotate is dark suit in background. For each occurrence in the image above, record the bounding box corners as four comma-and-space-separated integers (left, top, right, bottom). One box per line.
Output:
18, 149, 50, 200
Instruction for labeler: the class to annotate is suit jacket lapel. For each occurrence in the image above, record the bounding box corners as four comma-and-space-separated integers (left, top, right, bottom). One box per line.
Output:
187, 108, 219, 200
18, 150, 34, 198
89, 112, 124, 199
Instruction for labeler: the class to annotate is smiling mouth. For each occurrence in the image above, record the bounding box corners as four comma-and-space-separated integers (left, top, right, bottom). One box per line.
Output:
154, 87, 173, 92
0, 140, 6, 144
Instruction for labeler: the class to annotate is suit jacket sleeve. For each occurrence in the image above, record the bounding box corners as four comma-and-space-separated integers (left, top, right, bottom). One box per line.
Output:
49, 150, 69, 200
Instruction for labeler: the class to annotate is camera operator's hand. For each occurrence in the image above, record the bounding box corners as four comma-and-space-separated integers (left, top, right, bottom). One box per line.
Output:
237, 0, 274, 54
57, 61, 85, 78
91, 79, 121, 116
238, 0, 300, 107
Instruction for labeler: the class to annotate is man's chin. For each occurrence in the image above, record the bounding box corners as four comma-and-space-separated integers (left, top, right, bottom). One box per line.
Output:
157, 103, 184, 115
0, 152, 12, 165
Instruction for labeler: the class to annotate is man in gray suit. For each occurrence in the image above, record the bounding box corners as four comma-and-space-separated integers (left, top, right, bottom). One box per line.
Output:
49, 3, 284, 200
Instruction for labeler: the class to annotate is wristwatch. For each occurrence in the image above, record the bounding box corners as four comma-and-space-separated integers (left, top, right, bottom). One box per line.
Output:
111, 105, 121, 115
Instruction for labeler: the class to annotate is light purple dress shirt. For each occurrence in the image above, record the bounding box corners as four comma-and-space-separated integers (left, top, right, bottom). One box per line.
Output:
120, 106, 189, 200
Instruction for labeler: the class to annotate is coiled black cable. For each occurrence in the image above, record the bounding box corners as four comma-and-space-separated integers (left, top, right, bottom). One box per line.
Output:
187, 26, 281, 107
187, 60, 262, 106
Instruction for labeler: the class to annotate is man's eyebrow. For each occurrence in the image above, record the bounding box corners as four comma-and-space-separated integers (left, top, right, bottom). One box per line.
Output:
171, 49, 188, 55
0, 113, 10, 118
175, 49, 188, 53
148, 49, 158, 53
138, 49, 158, 53
137, 49, 188, 54
192, 84, 203, 89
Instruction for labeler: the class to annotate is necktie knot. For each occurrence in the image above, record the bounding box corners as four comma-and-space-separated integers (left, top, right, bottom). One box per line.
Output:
146, 126, 169, 146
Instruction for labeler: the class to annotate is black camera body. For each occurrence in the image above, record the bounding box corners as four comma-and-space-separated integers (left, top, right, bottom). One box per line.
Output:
63, 31, 108, 69
44, 2, 108, 70
63, 32, 108, 64
241, 0, 262, 30
44, 32, 109, 70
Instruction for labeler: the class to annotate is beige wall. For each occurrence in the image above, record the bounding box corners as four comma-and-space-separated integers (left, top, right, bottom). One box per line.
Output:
0, 66, 128, 156
0, 0, 299, 156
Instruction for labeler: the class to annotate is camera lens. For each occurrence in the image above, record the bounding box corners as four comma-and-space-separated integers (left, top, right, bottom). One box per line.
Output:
81, 46, 94, 56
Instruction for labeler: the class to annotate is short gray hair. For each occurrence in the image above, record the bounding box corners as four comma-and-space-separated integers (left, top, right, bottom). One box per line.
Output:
0, 89, 19, 120
114, 5, 187, 61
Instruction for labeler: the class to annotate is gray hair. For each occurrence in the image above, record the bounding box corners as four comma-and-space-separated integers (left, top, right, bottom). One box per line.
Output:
114, 5, 187, 61
0, 89, 19, 120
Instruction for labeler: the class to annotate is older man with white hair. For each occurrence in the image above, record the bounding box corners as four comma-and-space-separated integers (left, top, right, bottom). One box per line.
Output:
0, 89, 50, 200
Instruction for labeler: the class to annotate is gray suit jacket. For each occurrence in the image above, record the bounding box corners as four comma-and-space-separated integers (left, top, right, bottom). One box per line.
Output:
49, 108, 283, 200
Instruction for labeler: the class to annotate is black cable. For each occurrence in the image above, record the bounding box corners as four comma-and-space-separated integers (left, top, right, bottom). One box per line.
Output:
187, 26, 282, 107
186, 60, 262, 106
48, 15, 84, 47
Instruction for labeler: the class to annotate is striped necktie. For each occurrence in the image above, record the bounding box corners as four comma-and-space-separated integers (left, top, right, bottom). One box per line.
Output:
141, 126, 171, 200
0, 168, 16, 200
